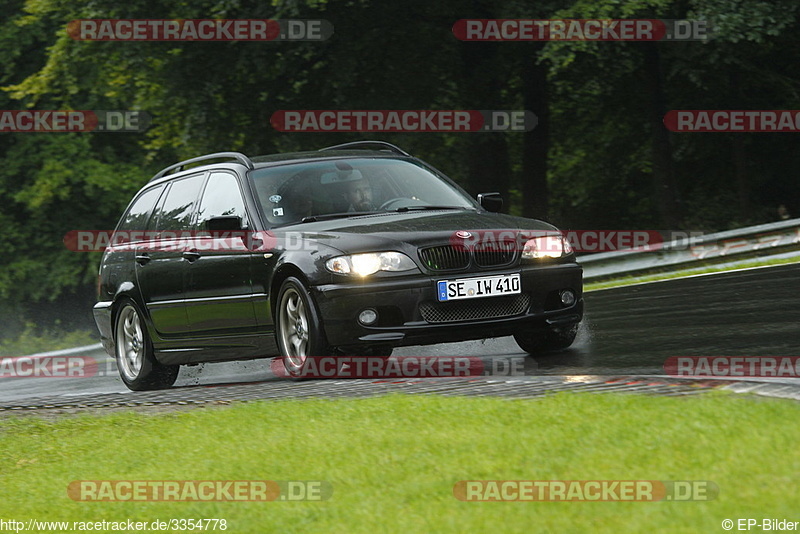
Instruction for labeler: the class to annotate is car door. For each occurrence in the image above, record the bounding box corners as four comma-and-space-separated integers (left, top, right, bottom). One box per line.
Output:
135, 172, 206, 336
183, 171, 259, 333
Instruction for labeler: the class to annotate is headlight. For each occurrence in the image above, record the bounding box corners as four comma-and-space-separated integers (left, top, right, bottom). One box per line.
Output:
325, 252, 417, 276
521, 235, 570, 259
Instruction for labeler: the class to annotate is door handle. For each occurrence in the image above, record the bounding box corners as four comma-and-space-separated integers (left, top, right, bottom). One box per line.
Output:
182, 250, 201, 262
135, 253, 151, 265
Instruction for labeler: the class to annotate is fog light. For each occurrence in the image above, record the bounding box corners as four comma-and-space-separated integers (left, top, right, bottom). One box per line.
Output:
358, 308, 378, 325
560, 290, 576, 306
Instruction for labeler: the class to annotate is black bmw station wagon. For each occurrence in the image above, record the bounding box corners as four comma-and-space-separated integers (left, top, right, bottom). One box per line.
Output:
94, 142, 583, 390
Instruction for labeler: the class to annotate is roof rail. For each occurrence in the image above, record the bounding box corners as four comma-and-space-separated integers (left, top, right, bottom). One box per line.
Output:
319, 141, 411, 157
151, 152, 254, 181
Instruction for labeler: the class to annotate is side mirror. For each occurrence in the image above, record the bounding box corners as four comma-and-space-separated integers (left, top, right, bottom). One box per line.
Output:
477, 192, 503, 213
206, 215, 243, 233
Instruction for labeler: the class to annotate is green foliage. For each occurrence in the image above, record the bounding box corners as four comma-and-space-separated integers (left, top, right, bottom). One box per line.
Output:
0, 135, 146, 302
539, 0, 800, 229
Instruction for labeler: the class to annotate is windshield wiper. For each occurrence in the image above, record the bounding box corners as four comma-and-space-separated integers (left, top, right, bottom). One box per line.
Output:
298, 211, 379, 223
393, 205, 469, 212
287, 206, 467, 225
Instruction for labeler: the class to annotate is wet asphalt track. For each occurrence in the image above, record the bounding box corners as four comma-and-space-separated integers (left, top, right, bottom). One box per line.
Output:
1, 262, 798, 410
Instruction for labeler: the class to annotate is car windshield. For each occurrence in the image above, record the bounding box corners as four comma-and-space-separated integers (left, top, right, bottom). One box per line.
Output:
249, 158, 476, 226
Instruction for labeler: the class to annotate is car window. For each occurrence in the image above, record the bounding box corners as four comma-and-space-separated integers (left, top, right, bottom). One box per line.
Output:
151, 173, 205, 233
196, 172, 248, 231
249, 158, 475, 226
114, 185, 163, 243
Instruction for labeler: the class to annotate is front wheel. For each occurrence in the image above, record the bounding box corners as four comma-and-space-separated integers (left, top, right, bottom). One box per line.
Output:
275, 277, 334, 377
114, 300, 179, 391
514, 324, 579, 355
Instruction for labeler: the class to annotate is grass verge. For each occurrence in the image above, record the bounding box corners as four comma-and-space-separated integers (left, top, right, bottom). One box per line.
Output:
1, 392, 798, 533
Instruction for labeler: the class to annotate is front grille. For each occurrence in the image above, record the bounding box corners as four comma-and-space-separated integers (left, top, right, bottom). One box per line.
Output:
419, 294, 531, 323
419, 243, 517, 271
419, 246, 470, 271
473, 242, 515, 267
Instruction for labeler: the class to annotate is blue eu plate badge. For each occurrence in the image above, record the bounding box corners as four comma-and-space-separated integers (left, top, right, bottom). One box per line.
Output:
438, 281, 448, 301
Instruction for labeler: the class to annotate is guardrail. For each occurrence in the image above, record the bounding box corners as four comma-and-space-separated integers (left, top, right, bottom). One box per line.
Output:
6, 343, 107, 362
25, 343, 105, 358
579, 218, 800, 281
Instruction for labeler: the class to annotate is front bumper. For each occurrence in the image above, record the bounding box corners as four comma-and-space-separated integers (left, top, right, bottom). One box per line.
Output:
312, 262, 583, 348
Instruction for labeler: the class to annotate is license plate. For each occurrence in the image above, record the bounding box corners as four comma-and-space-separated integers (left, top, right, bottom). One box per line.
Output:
437, 274, 521, 302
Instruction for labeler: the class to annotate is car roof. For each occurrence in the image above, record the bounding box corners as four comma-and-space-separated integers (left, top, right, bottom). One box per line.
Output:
250, 149, 410, 168
147, 142, 413, 185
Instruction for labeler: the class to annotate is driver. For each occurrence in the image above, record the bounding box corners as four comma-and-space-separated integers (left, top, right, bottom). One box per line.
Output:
345, 178, 376, 212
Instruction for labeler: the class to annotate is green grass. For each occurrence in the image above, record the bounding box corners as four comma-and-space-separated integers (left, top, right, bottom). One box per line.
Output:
585, 255, 800, 292
1, 393, 798, 533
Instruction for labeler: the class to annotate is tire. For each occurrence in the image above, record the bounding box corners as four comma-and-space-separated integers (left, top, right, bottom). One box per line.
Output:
275, 277, 335, 378
114, 300, 179, 391
514, 323, 579, 355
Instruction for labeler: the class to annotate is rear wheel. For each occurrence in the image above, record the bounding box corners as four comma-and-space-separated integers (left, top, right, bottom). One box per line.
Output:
276, 277, 335, 377
514, 324, 579, 355
114, 300, 179, 390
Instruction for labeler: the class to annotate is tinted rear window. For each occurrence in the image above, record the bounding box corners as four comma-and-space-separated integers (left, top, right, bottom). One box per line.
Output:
114, 185, 163, 242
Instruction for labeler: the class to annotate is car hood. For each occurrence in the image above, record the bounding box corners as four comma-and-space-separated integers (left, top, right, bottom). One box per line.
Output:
272, 209, 560, 255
